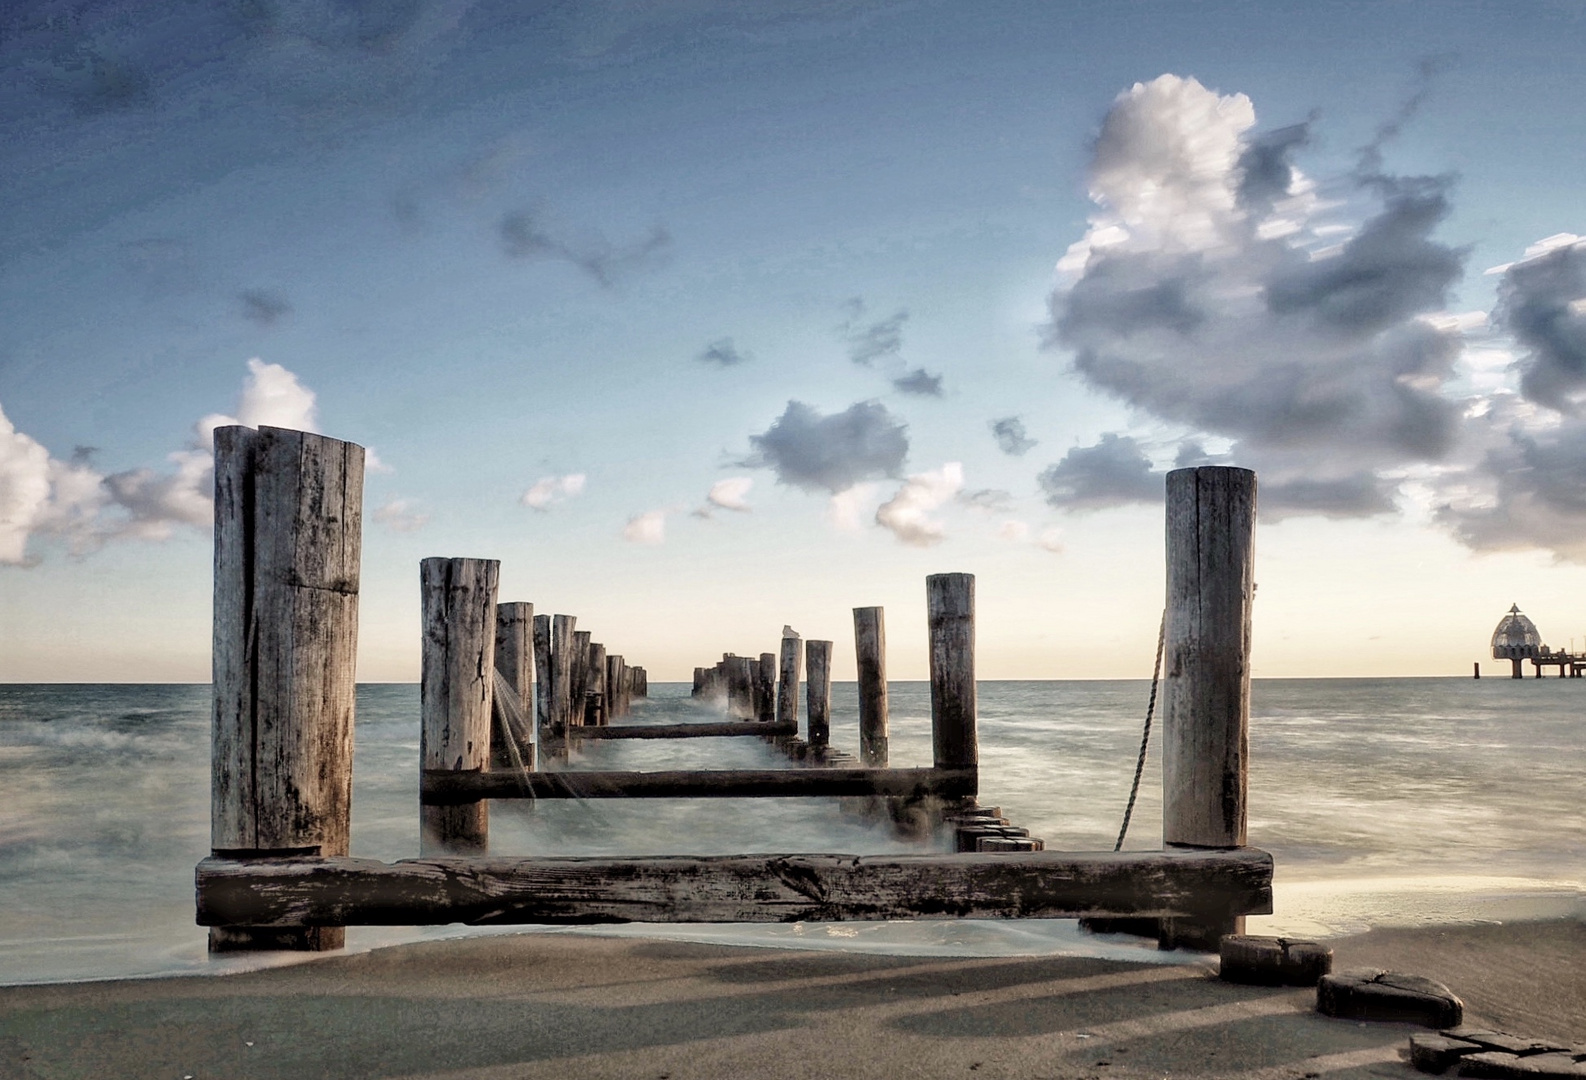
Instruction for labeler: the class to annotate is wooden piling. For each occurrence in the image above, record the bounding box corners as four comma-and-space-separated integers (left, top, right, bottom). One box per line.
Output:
493, 602, 536, 770
806, 640, 832, 748
570, 630, 592, 728
853, 606, 888, 768
776, 632, 802, 729
692, 667, 706, 698
1160, 466, 1255, 949
727, 656, 753, 720
587, 643, 607, 726
550, 615, 577, 737
420, 557, 499, 856
210, 425, 364, 952
533, 614, 552, 742
926, 574, 977, 770
755, 652, 777, 723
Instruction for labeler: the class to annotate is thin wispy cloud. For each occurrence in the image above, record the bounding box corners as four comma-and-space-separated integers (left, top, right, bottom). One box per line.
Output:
521, 473, 586, 511
697, 339, 751, 367
875, 462, 963, 547
373, 498, 429, 533
240, 289, 292, 326
990, 416, 1037, 456
892, 368, 943, 397
499, 212, 671, 287
622, 509, 667, 545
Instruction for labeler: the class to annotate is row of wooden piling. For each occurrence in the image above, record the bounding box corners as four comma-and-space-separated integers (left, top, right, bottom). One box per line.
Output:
205, 423, 1262, 954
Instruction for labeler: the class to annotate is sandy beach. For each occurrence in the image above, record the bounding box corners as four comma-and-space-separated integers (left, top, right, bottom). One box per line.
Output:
0, 918, 1578, 1080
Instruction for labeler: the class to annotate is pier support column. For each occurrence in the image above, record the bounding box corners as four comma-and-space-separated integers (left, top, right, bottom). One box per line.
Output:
806, 640, 832, 749
1161, 466, 1255, 951
1511, 658, 1523, 679
927, 574, 977, 772
210, 425, 364, 952
420, 557, 498, 856
854, 606, 889, 768
493, 602, 536, 771
777, 632, 803, 730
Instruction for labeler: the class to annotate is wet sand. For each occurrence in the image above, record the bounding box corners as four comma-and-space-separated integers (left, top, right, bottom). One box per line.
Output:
0, 918, 1579, 1080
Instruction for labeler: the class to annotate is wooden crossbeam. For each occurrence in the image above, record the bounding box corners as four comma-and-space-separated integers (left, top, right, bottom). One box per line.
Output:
566, 720, 795, 740
419, 766, 978, 804
196, 847, 1273, 927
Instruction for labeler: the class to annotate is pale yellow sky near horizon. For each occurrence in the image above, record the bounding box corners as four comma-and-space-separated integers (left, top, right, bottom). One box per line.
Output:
4, 501, 1583, 684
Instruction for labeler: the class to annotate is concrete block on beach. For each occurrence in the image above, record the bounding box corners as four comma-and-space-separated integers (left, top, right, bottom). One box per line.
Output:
1317, 967, 1463, 1027
1219, 933, 1333, 986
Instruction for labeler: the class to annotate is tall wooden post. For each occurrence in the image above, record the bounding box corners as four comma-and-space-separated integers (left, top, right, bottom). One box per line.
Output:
806, 640, 832, 748
570, 630, 592, 727
606, 655, 623, 719
1161, 466, 1255, 949
727, 656, 753, 720
853, 606, 888, 768
587, 642, 608, 726
755, 652, 777, 723
550, 615, 577, 737
211, 425, 363, 952
776, 632, 802, 729
494, 602, 536, 770
420, 557, 498, 856
533, 614, 552, 741
926, 574, 977, 771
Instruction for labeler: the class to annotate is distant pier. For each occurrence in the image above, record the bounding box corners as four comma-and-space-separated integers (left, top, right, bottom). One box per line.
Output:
1486, 604, 1585, 678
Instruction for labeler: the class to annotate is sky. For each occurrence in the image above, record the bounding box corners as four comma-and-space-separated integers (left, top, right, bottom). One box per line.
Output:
4, 0, 1586, 682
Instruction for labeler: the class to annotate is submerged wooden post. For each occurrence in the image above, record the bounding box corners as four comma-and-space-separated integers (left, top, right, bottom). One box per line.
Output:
494, 602, 536, 771
776, 631, 802, 729
853, 606, 888, 768
1161, 466, 1255, 949
420, 557, 499, 856
806, 640, 832, 748
210, 425, 364, 952
533, 614, 552, 741
755, 652, 777, 723
570, 630, 592, 727
587, 642, 607, 726
927, 574, 977, 771
550, 615, 577, 737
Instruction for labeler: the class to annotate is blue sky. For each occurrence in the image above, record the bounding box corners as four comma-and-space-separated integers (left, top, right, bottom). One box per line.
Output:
5, 1, 1586, 681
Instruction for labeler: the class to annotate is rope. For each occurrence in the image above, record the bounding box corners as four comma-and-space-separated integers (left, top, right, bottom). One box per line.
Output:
1115, 609, 1166, 852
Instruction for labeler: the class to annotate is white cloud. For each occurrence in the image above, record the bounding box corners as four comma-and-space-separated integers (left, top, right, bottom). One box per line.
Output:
874, 462, 964, 547
622, 510, 666, 545
824, 484, 877, 533
0, 404, 54, 564
706, 477, 753, 512
521, 473, 586, 510
1037, 527, 1065, 554
373, 497, 429, 533
196, 358, 318, 451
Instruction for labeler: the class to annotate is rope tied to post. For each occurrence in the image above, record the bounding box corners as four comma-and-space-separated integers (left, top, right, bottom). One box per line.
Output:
1114, 609, 1166, 852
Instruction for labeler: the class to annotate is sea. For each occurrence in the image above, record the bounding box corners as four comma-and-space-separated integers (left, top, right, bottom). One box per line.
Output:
0, 679, 1581, 986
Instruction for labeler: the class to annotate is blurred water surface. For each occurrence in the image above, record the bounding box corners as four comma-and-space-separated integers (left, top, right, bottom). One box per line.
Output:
0, 678, 1580, 983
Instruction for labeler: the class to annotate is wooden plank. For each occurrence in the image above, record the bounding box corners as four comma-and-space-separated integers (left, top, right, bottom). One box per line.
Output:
853, 606, 888, 768
1163, 467, 1255, 849
421, 765, 977, 802
569, 720, 796, 740
196, 847, 1274, 927
805, 640, 832, 747
927, 573, 977, 769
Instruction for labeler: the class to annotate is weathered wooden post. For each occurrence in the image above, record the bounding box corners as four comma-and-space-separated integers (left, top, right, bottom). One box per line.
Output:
727, 656, 753, 720
755, 652, 777, 723
210, 425, 363, 952
1161, 465, 1255, 949
776, 631, 802, 730
533, 614, 552, 742
927, 574, 977, 773
420, 557, 499, 856
587, 642, 607, 726
692, 667, 705, 698
550, 615, 577, 737
806, 640, 832, 748
570, 630, 592, 727
606, 654, 623, 718
494, 602, 536, 770
853, 606, 888, 768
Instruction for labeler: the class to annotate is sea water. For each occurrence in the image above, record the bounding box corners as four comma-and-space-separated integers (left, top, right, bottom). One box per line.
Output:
0, 679, 1581, 984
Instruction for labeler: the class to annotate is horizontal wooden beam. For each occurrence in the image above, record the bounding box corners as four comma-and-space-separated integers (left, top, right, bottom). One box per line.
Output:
196, 847, 1273, 927
567, 720, 796, 740
420, 766, 977, 804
